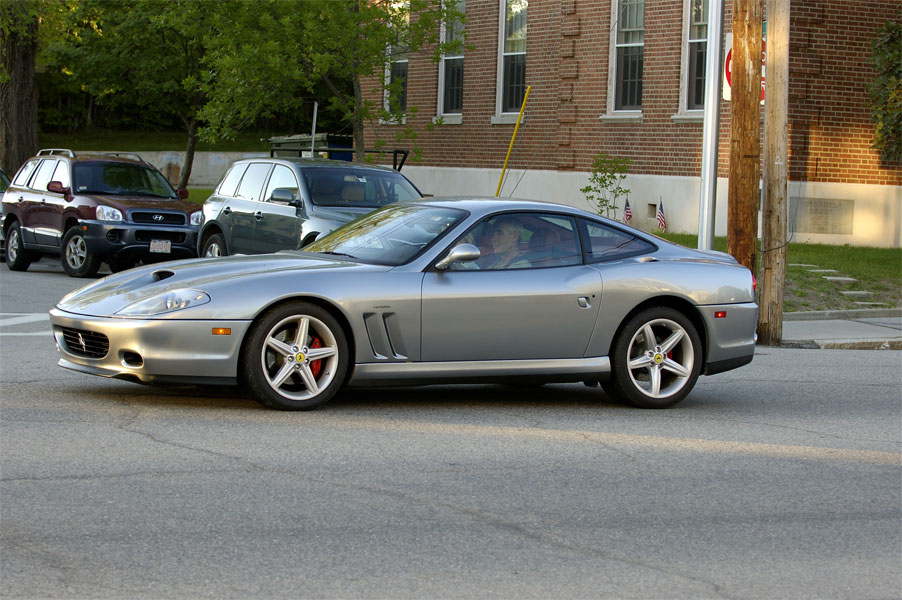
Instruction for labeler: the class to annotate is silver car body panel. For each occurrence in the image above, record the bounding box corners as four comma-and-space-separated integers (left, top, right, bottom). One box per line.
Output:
51, 197, 758, 390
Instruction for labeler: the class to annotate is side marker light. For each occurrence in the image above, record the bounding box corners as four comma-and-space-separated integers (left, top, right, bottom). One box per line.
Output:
714, 311, 727, 319
212, 328, 231, 335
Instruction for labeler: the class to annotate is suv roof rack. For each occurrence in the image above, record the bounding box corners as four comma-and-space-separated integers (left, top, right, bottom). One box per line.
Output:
103, 152, 146, 163
37, 148, 77, 158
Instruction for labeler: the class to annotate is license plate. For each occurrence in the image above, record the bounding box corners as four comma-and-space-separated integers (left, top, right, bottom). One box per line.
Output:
150, 239, 171, 253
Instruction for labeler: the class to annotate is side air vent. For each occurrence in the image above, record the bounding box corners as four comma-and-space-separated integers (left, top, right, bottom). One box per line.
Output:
363, 312, 407, 360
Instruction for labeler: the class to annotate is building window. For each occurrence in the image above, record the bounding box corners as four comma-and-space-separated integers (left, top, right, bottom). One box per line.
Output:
387, 48, 408, 114
439, 0, 465, 116
498, 0, 527, 114
686, 0, 707, 110
614, 0, 644, 111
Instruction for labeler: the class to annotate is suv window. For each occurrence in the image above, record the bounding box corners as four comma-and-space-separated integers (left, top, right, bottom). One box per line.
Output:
263, 165, 299, 202
218, 163, 248, 197
302, 167, 420, 207
580, 218, 655, 262
31, 159, 59, 192
235, 163, 272, 201
13, 160, 39, 187
73, 163, 177, 198
51, 161, 70, 188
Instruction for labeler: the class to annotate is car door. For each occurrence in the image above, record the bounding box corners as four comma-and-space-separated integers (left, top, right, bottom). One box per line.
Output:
253, 164, 303, 253
41, 160, 71, 247
5, 159, 41, 244
227, 162, 272, 254
420, 212, 602, 362
27, 159, 60, 247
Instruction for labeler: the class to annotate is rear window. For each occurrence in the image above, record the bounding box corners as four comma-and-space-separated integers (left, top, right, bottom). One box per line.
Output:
302, 167, 420, 208
12, 160, 39, 187
580, 218, 656, 262
217, 164, 248, 197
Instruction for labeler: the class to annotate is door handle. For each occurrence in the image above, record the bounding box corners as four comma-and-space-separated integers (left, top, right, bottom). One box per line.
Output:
254, 211, 264, 220
577, 296, 592, 309
222, 207, 231, 215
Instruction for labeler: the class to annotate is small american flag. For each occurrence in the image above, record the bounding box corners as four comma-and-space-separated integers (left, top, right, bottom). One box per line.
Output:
623, 199, 632, 224
656, 201, 666, 232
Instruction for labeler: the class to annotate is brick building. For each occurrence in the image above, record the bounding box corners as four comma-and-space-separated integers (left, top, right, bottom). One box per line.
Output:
364, 0, 901, 247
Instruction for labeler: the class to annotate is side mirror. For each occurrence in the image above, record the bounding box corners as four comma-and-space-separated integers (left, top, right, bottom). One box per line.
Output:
177, 188, 190, 199
47, 181, 68, 194
270, 188, 299, 205
435, 243, 480, 271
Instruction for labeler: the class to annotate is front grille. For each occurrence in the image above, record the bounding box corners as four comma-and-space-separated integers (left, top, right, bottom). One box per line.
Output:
61, 327, 109, 358
132, 211, 186, 225
135, 231, 186, 243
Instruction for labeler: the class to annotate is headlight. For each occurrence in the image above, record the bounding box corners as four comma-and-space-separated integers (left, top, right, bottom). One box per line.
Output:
115, 289, 210, 316
190, 210, 203, 226
96, 205, 123, 221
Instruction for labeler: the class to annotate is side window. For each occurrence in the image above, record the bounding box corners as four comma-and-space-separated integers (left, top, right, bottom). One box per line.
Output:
218, 164, 248, 197
580, 218, 655, 261
263, 165, 299, 202
234, 163, 272, 202
51, 161, 71, 188
450, 212, 580, 270
31, 160, 59, 192
12, 160, 39, 187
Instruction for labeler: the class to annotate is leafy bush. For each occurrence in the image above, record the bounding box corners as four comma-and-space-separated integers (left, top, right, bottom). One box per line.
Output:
868, 20, 902, 163
581, 152, 630, 219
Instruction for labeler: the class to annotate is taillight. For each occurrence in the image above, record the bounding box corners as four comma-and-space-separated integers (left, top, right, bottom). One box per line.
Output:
752, 274, 757, 293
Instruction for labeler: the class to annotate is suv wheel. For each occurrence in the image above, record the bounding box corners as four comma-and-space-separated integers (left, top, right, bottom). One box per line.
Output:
5, 222, 34, 271
62, 227, 101, 278
202, 233, 228, 257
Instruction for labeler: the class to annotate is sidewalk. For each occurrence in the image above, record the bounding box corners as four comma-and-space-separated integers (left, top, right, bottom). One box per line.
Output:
779, 308, 902, 350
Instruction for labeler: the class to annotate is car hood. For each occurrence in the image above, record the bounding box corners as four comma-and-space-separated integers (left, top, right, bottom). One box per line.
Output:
308, 204, 378, 223
56, 252, 388, 317
81, 194, 199, 215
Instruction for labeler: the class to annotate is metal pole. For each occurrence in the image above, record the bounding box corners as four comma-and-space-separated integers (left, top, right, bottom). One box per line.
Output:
698, 0, 725, 250
310, 101, 318, 157
496, 85, 531, 197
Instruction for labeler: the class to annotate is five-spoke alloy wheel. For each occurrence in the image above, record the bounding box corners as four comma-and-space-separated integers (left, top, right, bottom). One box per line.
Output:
242, 302, 348, 410
61, 227, 101, 278
5, 222, 34, 271
202, 233, 227, 257
604, 307, 702, 408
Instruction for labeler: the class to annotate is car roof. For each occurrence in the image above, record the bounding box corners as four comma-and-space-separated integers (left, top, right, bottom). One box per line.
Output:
234, 157, 399, 173
406, 196, 593, 216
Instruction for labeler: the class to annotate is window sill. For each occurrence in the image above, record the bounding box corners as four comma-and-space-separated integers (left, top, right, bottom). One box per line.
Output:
671, 112, 704, 123
433, 114, 463, 125
378, 116, 408, 126
491, 113, 525, 125
599, 112, 643, 123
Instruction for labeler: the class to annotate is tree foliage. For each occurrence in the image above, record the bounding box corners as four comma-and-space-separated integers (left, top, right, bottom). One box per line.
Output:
580, 152, 631, 219
868, 20, 902, 163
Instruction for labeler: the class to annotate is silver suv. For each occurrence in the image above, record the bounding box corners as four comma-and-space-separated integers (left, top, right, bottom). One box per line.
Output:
198, 158, 422, 256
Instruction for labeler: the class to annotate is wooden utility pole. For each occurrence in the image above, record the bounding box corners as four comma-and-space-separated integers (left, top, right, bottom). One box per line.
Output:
727, 0, 764, 273
759, 0, 789, 345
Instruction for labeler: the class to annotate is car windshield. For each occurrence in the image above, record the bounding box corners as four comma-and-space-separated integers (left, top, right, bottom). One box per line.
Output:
73, 163, 177, 198
304, 203, 466, 266
302, 167, 420, 208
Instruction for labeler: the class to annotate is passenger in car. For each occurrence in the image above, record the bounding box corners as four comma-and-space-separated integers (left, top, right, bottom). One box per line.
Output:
483, 217, 530, 269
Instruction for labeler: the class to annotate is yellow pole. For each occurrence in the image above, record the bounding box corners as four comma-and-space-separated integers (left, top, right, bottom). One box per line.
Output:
495, 85, 531, 197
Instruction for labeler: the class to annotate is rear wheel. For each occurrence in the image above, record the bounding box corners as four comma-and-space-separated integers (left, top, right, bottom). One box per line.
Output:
603, 307, 702, 409
5, 222, 34, 271
202, 233, 227, 257
61, 227, 101, 278
241, 302, 348, 410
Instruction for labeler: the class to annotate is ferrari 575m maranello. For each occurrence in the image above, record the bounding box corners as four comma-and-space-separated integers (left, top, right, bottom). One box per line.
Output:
50, 197, 758, 410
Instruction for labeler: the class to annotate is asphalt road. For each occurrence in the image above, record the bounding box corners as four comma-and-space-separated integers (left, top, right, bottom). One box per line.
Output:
1, 261, 900, 599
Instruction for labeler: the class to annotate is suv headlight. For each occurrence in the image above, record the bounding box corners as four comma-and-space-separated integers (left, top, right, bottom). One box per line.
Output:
115, 289, 210, 316
190, 210, 203, 226
96, 206, 123, 221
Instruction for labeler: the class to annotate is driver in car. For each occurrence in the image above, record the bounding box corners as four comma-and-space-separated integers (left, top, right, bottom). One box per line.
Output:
483, 217, 530, 269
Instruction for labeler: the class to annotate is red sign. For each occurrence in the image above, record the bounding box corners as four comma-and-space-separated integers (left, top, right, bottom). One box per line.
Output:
723, 33, 766, 103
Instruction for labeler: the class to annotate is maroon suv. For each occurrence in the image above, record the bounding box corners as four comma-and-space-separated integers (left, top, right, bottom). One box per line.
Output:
1, 149, 201, 277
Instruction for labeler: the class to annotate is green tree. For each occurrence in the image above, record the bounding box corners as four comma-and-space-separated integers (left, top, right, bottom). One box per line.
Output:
200, 0, 464, 161
48, 0, 214, 187
581, 152, 631, 219
868, 20, 901, 163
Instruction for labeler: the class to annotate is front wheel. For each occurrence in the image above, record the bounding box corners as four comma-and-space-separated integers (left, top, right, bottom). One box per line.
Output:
202, 233, 228, 257
241, 302, 348, 410
603, 307, 702, 409
5, 222, 34, 271
62, 227, 101, 278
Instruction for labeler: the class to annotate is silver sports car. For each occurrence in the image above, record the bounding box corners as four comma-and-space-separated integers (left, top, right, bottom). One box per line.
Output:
49, 198, 758, 410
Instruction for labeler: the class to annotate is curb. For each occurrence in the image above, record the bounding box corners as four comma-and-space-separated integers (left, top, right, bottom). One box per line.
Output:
777, 339, 902, 350
783, 308, 901, 321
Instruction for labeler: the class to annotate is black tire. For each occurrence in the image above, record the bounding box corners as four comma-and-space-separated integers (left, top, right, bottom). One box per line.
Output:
5, 222, 34, 271
61, 227, 102, 278
202, 233, 228, 257
603, 306, 702, 409
108, 257, 138, 273
241, 301, 348, 410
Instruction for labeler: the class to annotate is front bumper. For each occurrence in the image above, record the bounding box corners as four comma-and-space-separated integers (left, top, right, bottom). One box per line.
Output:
50, 308, 251, 385
81, 220, 199, 261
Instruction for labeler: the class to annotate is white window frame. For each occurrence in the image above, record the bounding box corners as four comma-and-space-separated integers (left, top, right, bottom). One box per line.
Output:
493, 0, 527, 125
435, 1, 465, 125
602, 0, 644, 122
382, 45, 408, 125
673, 0, 707, 122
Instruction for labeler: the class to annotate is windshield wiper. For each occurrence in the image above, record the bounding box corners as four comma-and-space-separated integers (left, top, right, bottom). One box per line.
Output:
316, 251, 356, 259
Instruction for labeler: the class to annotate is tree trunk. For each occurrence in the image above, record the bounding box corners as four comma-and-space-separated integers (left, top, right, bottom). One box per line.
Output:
352, 75, 365, 162
179, 118, 197, 190
0, 7, 39, 175
726, 0, 764, 274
